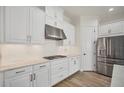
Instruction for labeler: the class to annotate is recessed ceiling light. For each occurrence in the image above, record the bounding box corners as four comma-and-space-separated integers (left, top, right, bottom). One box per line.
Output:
109, 8, 114, 12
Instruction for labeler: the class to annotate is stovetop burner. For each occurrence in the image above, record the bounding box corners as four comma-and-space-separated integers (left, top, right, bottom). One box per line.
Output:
43, 55, 67, 60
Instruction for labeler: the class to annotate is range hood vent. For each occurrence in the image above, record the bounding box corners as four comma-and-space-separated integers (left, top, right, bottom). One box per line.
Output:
45, 24, 67, 40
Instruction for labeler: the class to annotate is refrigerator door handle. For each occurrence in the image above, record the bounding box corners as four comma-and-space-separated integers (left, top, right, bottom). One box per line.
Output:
109, 38, 112, 57
106, 38, 109, 57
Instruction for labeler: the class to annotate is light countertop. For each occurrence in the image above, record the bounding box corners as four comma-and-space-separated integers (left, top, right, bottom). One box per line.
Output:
0, 54, 81, 72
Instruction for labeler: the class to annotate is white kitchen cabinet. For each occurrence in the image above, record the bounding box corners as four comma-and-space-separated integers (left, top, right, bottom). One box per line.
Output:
5, 73, 32, 87
69, 56, 80, 75
51, 59, 69, 86
109, 21, 123, 34
5, 6, 30, 43
99, 24, 109, 36
33, 63, 50, 87
45, 6, 56, 19
99, 21, 124, 37
2, 6, 45, 44
30, 7, 45, 44
4, 66, 32, 87
55, 7, 64, 21
45, 6, 63, 21
0, 72, 3, 87
45, 6, 63, 29
63, 21, 75, 46
46, 16, 63, 29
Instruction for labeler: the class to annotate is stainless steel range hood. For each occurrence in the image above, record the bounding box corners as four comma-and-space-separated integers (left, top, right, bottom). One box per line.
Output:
45, 24, 67, 40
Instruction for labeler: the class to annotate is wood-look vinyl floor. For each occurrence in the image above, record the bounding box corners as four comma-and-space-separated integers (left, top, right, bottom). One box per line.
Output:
54, 72, 111, 87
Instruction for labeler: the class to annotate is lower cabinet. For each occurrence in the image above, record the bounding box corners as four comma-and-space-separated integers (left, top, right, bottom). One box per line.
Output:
33, 63, 50, 87
5, 74, 32, 87
2, 56, 80, 87
69, 56, 80, 75
50, 59, 69, 86
0, 72, 3, 87
4, 62, 50, 87
4, 66, 33, 87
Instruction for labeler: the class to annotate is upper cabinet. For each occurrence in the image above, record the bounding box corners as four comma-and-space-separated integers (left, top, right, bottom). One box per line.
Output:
45, 6, 64, 29
5, 6, 29, 43
1, 6, 45, 44
63, 21, 75, 46
99, 21, 124, 37
30, 7, 45, 44
45, 6, 63, 21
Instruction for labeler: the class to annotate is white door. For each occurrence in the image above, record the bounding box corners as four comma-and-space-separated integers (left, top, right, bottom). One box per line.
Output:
33, 69, 50, 87
81, 27, 96, 71
5, 6, 29, 43
30, 7, 45, 44
5, 74, 32, 87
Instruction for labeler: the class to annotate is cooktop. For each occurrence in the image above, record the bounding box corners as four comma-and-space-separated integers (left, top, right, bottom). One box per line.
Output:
43, 55, 67, 60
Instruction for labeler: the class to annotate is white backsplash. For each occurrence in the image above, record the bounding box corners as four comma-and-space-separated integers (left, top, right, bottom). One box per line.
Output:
0, 42, 80, 66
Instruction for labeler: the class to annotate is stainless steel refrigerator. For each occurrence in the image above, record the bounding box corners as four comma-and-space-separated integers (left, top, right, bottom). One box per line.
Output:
96, 36, 124, 77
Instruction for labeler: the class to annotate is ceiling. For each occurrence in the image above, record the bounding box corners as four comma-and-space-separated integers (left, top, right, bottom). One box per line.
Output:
61, 6, 124, 24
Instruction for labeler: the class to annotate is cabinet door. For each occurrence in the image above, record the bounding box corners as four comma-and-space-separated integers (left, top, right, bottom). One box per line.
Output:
69, 25, 75, 45
109, 22, 123, 34
55, 7, 63, 21
33, 69, 49, 87
69, 57, 80, 75
30, 7, 45, 44
99, 24, 109, 36
33, 63, 50, 87
5, 73, 32, 87
46, 6, 56, 18
46, 16, 56, 27
5, 6, 29, 43
63, 22, 75, 46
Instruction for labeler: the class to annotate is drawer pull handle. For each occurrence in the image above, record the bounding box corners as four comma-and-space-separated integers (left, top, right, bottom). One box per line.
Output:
30, 74, 33, 81
16, 70, 25, 74
40, 65, 46, 68
33, 73, 36, 80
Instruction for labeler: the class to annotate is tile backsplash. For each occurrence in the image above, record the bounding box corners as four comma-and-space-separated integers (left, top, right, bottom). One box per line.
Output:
0, 41, 79, 66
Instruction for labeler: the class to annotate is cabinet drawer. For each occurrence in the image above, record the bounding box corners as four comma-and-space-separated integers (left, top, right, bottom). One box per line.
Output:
5, 66, 32, 79
51, 70, 68, 86
33, 62, 49, 71
51, 58, 68, 67
51, 62, 68, 75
